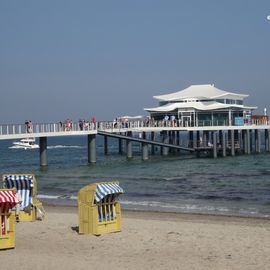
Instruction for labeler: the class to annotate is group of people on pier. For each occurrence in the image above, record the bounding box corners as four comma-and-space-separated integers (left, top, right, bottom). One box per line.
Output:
58, 117, 96, 131
78, 117, 96, 131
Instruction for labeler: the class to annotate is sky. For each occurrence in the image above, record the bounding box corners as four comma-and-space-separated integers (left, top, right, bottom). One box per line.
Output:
0, 0, 270, 124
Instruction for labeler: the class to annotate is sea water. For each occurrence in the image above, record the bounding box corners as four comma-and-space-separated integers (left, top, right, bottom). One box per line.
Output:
0, 135, 269, 218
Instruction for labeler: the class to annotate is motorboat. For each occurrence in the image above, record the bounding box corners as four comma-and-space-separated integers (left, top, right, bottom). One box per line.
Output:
10, 138, 39, 149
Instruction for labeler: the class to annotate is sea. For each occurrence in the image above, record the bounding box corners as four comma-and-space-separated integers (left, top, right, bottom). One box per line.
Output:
0, 135, 270, 218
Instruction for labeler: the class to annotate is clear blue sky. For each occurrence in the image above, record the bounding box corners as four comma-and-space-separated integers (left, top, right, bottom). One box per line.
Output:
1, 0, 270, 123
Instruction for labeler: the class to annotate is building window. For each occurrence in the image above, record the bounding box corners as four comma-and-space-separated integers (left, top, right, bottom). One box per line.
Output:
236, 100, 243, 105
216, 99, 225, 103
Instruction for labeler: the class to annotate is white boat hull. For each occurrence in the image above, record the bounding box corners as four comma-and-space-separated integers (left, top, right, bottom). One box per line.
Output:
10, 138, 39, 149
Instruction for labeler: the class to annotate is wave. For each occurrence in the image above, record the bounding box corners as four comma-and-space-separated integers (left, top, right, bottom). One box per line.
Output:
121, 200, 270, 217
9, 146, 36, 150
38, 194, 76, 199
9, 146, 24, 149
38, 194, 78, 200
47, 145, 85, 149
37, 194, 269, 218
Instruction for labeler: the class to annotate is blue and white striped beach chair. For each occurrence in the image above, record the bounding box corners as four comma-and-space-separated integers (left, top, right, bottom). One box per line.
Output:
2, 174, 45, 222
78, 181, 124, 235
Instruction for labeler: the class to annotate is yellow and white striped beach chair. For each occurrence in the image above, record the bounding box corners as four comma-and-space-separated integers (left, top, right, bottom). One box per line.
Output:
78, 182, 124, 235
2, 174, 45, 222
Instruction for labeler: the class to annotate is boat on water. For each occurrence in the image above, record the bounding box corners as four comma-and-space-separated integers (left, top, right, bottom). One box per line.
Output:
10, 138, 39, 149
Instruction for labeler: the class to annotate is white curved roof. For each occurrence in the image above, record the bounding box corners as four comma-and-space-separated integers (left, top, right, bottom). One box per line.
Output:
144, 101, 257, 112
154, 84, 248, 101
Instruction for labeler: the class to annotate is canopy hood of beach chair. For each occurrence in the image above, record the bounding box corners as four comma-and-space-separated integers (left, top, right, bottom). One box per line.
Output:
95, 182, 124, 202
0, 190, 19, 208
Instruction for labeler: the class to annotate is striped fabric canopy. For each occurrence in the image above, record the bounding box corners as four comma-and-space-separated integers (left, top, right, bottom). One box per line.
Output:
3, 175, 34, 188
0, 190, 19, 213
95, 182, 124, 202
3, 175, 34, 209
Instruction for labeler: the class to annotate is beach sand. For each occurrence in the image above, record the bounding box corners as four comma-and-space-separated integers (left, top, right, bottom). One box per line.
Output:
1, 205, 270, 270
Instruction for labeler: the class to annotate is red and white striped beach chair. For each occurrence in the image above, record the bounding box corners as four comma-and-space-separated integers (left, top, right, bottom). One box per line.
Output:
0, 189, 18, 250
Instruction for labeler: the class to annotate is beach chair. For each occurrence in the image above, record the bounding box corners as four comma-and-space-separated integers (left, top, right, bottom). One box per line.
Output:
0, 189, 18, 250
2, 174, 45, 222
78, 182, 124, 235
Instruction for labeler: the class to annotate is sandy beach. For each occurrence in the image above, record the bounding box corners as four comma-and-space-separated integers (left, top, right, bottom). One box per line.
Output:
1, 205, 270, 270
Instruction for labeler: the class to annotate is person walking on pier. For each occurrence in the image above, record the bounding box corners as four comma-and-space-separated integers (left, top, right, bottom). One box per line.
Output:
25, 120, 33, 133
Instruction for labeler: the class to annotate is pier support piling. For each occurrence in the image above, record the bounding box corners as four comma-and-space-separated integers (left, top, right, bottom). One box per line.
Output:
247, 130, 251, 154
268, 129, 270, 152
238, 130, 243, 152
160, 131, 164, 155
126, 139, 132, 159
161, 131, 169, 156
141, 132, 148, 160
104, 135, 108, 155
151, 132, 155, 155
265, 129, 270, 152
212, 132, 217, 158
39, 137, 48, 166
176, 131, 180, 151
118, 137, 123, 154
88, 134, 96, 163
255, 129, 261, 153
222, 131, 226, 157
243, 130, 248, 154
188, 131, 194, 148
196, 131, 200, 158
230, 130, 235, 156
250, 130, 253, 153
203, 131, 207, 147
126, 131, 133, 159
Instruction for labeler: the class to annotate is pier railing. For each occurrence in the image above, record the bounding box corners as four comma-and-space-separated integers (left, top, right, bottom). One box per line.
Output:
0, 122, 97, 136
97, 119, 269, 131
0, 119, 269, 136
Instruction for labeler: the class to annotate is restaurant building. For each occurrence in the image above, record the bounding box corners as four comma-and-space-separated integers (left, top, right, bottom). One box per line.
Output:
144, 84, 258, 126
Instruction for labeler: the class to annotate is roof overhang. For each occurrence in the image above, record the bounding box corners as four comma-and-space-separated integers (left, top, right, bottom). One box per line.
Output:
144, 101, 257, 113
153, 84, 249, 102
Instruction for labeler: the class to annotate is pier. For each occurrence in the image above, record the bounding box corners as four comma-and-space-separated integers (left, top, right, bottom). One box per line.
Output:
0, 120, 270, 166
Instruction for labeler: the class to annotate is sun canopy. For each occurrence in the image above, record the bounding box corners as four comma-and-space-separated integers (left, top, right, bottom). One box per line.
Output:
0, 190, 18, 208
118, 115, 144, 120
95, 183, 124, 202
3, 175, 34, 190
